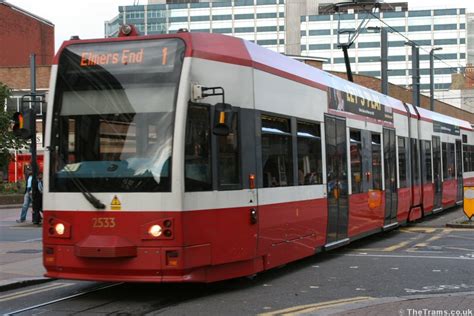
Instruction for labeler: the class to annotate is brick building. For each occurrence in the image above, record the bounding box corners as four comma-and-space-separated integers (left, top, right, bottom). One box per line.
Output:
0, 1, 54, 112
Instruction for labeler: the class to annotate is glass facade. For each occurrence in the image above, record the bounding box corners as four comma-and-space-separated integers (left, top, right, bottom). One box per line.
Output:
105, 1, 286, 53
104, 4, 468, 93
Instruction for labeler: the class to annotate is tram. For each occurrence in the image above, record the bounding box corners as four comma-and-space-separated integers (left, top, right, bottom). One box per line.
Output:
43, 27, 474, 283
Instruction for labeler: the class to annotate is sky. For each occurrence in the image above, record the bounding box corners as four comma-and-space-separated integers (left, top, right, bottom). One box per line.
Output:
6, 0, 474, 51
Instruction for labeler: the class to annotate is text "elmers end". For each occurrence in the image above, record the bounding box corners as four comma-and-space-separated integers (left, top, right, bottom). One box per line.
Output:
80, 49, 144, 66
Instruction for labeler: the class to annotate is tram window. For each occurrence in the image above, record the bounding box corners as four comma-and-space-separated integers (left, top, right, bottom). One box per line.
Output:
464, 145, 474, 172
423, 140, 432, 183
448, 143, 455, 178
185, 105, 212, 191
297, 121, 322, 185
261, 115, 294, 187
217, 112, 241, 189
398, 136, 407, 188
463, 145, 468, 172
350, 130, 362, 194
372, 133, 382, 190
469, 146, 474, 172
411, 139, 420, 185
442, 143, 448, 180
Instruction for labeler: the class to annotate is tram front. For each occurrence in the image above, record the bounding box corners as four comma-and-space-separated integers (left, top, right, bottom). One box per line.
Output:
43, 37, 188, 282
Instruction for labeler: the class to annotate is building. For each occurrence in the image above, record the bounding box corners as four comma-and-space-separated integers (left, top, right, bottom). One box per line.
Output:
105, 0, 343, 54
301, 8, 467, 95
0, 1, 53, 180
0, 1, 53, 114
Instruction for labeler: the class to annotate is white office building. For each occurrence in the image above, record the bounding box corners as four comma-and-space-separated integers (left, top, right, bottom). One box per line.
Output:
105, 2, 468, 97
300, 8, 467, 92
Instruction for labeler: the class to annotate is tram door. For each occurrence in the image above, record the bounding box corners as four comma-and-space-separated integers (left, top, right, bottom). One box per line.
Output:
325, 115, 349, 245
383, 128, 398, 226
433, 136, 443, 211
456, 139, 463, 203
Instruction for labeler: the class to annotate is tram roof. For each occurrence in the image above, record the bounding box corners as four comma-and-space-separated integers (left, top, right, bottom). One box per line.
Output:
55, 32, 472, 131
188, 33, 471, 130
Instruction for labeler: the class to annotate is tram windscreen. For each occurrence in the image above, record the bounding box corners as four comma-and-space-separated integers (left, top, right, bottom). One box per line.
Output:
49, 39, 185, 192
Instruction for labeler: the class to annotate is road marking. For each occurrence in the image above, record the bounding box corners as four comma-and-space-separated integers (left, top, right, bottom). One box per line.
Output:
0, 283, 73, 303
381, 240, 412, 252
400, 227, 437, 233
258, 296, 372, 316
19, 238, 42, 243
345, 253, 474, 260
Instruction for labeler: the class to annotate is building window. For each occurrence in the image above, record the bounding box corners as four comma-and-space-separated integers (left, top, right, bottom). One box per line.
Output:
234, 13, 255, 20
408, 10, 431, 17
308, 29, 331, 36
261, 115, 293, 187
212, 14, 232, 20
308, 44, 331, 50
257, 12, 277, 19
408, 25, 431, 32
434, 24, 458, 31
297, 121, 322, 185
434, 8, 457, 16
358, 42, 380, 48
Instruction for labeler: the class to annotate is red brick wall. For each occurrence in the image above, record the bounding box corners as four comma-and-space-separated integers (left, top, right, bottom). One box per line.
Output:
0, 66, 50, 90
0, 4, 54, 67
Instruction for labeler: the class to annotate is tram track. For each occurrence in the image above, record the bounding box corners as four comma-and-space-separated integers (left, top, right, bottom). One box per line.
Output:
3, 282, 123, 316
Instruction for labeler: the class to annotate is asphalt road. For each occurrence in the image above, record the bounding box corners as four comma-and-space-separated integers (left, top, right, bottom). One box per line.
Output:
1, 206, 473, 316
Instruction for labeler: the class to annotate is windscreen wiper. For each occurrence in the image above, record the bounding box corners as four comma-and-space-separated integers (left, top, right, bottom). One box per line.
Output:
55, 157, 105, 209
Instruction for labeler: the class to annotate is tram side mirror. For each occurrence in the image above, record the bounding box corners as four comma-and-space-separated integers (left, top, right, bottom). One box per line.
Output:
213, 103, 233, 136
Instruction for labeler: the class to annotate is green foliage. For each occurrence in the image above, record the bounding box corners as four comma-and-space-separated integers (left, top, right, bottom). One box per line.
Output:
0, 181, 24, 194
0, 82, 28, 170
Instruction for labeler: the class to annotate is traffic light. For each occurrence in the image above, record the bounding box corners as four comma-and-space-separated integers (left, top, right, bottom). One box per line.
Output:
12, 109, 34, 139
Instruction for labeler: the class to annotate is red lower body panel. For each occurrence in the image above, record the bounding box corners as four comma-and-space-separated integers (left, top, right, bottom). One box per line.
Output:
423, 183, 434, 215
43, 198, 328, 282
442, 179, 457, 208
348, 192, 383, 237
397, 188, 411, 222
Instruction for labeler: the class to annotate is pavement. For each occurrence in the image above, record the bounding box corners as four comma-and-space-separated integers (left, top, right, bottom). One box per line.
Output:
0, 205, 51, 291
0, 204, 473, 315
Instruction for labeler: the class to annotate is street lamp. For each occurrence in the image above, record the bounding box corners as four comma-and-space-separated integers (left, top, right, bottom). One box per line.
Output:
367, 26, 389, 95
405, 41, 420, 107
430, 47, 443, 111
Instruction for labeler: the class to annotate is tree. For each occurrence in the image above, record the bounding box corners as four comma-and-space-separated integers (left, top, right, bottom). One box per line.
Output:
0, 82, 28, 175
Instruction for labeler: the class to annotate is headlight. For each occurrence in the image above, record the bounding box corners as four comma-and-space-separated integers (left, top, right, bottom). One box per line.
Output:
148, 224, 162, 237
55, 223, 65, 235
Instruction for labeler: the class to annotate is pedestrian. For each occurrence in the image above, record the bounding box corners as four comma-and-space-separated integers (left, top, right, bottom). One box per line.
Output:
16, 170, 32, 223
32, 173, 43, 225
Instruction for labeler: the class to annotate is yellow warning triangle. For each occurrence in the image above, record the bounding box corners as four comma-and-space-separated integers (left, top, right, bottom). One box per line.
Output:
111, 195, 121, 210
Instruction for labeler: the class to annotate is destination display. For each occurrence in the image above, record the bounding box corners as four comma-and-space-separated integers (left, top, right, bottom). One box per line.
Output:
328, 87, 393, 123
67, 39, 182, 73
433, 121, 460, 136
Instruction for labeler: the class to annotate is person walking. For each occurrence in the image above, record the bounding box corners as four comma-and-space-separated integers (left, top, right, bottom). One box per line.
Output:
16, 170, 32, 223
32, 173, 43, 225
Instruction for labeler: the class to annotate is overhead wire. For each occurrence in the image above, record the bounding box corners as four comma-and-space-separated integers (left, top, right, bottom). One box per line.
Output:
364, 9, 472, 83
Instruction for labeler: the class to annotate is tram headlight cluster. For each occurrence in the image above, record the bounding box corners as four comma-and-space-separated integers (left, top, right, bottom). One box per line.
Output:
142, 218, 174, 240
47, 217, 71, 239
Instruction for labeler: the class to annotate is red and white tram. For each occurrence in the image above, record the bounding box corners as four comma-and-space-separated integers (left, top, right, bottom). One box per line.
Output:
43, 29, 474, 282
